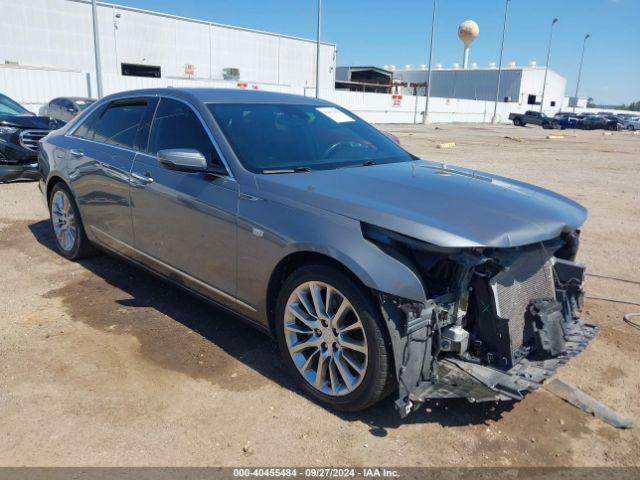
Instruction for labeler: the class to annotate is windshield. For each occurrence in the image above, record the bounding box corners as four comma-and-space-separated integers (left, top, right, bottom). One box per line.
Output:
0, 94, 29, 116
207, 103, 413, 173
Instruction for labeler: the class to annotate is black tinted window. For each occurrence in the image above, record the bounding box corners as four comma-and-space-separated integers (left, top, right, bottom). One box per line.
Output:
148, 98, 217, 164
92, 99, 147, 149
71, 105, 105, 140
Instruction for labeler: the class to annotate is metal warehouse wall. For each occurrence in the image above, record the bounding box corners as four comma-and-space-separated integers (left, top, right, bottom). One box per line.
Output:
519, 68, 566, 112
394, 67, 566, 115
394, 69, 523, 103
0, 0, 336, 96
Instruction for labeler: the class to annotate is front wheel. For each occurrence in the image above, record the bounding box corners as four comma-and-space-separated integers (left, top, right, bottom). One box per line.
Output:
274, 265, 394, 412
49, 182, 96, 260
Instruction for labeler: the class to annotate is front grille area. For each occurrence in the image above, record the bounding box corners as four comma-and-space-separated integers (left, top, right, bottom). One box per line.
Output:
19, 130, 49, 152
490, 248, 556, 354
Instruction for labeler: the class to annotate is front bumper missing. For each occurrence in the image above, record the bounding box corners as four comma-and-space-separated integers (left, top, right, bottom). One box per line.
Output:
414, 318, 598, 404
387, 308, 598, 417
380, 249, 598, 418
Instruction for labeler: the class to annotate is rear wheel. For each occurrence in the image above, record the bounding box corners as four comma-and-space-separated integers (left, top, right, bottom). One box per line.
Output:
629, 125, 635, 131
513, 118, 523, 127
49, 183, 96, 260
274, 265, 394, 412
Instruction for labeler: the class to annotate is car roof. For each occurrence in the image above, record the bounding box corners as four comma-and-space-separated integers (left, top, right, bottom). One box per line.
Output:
104, 87, 333, 106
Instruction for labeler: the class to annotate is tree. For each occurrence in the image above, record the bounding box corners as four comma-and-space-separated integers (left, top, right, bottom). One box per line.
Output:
614, 100, 640, 111
587, 97, 596, 108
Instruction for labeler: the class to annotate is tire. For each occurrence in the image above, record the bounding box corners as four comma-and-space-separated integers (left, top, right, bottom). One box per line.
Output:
513, 118, 523, 127
274, 264, 394, 412
629, 125, 635, 131
49, 182, 96, 260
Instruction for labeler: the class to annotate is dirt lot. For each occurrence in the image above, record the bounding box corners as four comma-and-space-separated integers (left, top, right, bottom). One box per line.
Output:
1, 124, 639, 467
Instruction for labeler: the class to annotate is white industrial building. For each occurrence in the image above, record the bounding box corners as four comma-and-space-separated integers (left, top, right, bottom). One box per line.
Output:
0, 2, 579, 124
0, 0, 336, 110
392, 64, 567, 114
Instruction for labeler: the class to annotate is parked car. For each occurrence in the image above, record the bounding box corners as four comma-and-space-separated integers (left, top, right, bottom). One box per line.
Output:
39, 97, 96, 124
508, 110, 560, 129
553, 112, 582, 129
39, 88, 596, 416
0, 93, 63, 183
577, 115, 623, 131
624, 116, 640, 131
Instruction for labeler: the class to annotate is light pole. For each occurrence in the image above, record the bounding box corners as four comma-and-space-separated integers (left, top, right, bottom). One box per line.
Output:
492, 0, 510, 124
539, 18, 558, 113
315, 0, 322, 98
422, 0, 437, 124
573, 34, 590, 113
91, 0, 104, 98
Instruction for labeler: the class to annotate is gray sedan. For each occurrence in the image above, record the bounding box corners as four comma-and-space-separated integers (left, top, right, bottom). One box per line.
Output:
38, 88, 596, 416
39, 97, 95, 124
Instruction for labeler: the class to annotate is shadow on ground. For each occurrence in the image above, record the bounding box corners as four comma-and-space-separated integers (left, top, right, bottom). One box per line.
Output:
29, 219, 515, 432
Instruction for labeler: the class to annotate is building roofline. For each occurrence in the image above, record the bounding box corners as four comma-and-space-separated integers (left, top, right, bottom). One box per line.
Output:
66, 0, 336, 47
393, 66, 559, 74
338, 66, 393, 75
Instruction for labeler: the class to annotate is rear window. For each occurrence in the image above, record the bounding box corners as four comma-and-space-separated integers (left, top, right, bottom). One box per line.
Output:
91, 100, 147, 149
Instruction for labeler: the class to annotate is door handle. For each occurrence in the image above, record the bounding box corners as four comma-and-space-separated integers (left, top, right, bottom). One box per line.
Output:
130, 171, 155, 185
69, 149, 84, 158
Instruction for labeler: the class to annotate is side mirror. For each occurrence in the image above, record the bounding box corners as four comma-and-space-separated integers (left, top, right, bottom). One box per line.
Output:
158, 148, 209, 173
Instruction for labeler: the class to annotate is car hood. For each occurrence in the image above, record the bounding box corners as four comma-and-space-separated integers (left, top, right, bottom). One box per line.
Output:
255, 160, 587, 248
0, 114, 61, 130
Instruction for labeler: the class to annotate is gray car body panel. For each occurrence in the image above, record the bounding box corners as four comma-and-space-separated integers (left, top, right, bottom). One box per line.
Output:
39, 87, 587, 331
253, 161, 587, 249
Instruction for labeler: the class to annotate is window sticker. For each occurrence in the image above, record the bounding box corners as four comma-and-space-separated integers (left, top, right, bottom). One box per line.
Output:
316, 107, 355, 123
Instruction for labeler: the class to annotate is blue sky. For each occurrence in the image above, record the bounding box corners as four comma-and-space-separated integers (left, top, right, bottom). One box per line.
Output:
113, 0, 638, 105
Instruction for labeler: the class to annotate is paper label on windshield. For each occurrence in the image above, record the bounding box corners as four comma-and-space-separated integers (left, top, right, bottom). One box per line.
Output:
316, 107, 355, 123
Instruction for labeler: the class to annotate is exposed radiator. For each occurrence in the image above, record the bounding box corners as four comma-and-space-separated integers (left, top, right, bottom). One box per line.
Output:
490, 248, 556, 354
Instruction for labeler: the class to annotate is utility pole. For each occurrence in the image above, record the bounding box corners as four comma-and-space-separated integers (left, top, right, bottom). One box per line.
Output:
492, 0, 510, 124
422, 0, 437, 124
91, 0, 104, 98
315, 0, 322, 98
573, 34, 590, 113
540, 18, 558, 113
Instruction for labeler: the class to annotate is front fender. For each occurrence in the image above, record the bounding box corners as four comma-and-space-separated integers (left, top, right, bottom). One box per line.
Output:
236, 195, 428, 326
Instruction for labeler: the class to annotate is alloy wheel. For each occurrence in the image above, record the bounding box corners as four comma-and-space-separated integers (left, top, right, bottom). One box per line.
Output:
283, 281, 368, 396
51, 190, 77, 252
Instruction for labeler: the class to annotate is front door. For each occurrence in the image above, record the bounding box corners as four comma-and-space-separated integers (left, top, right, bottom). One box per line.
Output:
130, 97, 239, 309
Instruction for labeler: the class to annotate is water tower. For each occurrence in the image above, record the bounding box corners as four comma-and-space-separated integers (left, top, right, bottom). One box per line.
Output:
458, 20, 479, 69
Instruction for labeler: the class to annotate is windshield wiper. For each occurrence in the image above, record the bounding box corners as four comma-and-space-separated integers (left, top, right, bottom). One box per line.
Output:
262, 166, 313, 174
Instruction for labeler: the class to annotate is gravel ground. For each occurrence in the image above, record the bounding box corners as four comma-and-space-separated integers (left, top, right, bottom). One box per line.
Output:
0, 123, 639, 467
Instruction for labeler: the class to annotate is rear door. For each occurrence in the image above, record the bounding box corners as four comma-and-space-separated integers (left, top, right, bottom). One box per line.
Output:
130, 97, 240, 309
68, 97, 149, 252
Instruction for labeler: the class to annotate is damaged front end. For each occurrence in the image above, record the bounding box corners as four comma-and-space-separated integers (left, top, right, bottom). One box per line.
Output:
363, 224, 598, 418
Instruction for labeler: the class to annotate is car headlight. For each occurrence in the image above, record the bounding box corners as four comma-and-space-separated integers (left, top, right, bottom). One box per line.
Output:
0, 126, 19, 136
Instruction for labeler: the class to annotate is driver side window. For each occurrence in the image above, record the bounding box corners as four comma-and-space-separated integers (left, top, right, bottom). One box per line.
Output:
148, 98, 222, 166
